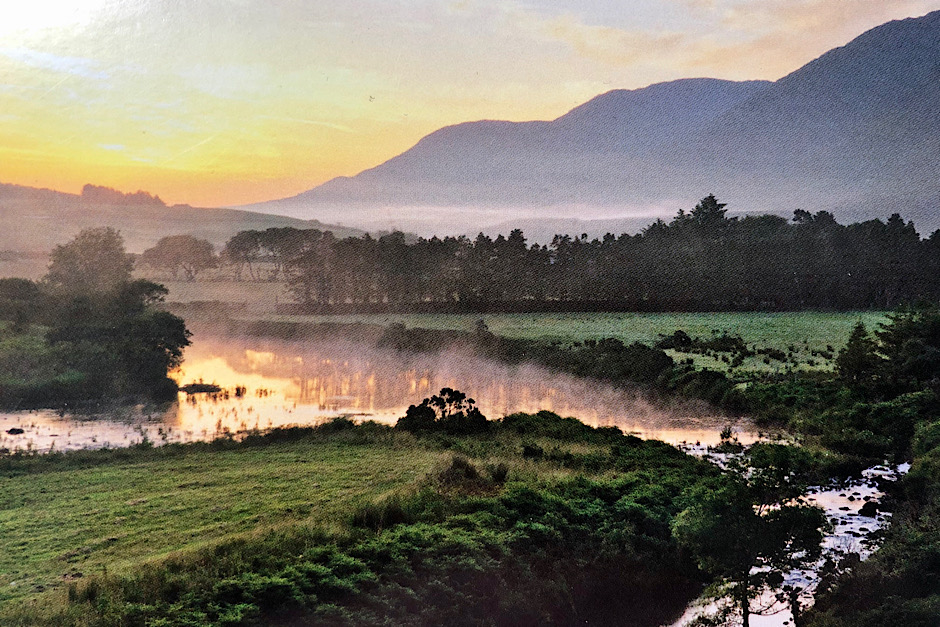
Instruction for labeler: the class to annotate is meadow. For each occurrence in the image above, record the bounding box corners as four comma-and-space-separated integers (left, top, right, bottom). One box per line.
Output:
245, 310, 889, 373
0, 429, 444, 607
0, 417, 713, 626
157, 276, 888, 372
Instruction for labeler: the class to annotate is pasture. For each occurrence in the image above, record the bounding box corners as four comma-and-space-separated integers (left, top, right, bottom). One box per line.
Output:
152, 278, 889, 373
0, 419, 694, 625
250, 310, 890, 373
0, 431, 444, 607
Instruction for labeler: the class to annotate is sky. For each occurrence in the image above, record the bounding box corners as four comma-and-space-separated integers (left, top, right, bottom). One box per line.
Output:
2, 0, 940, 207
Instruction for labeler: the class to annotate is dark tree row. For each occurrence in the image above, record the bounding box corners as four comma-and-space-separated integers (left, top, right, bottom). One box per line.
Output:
223, 196, 940, 311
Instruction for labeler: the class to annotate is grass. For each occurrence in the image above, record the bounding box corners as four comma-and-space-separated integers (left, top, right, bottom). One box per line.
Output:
156, 277, 888, 354
251, 311, 887, 345
248, 311, 889, 373
156, 278, 890, 373
0, 422, 621, 611
0, 415, 713, 626
0, 415, 704, 624
0, 430, 444, 606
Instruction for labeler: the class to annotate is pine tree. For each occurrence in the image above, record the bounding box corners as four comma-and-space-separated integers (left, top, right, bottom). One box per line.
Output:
836, 322, 881, 385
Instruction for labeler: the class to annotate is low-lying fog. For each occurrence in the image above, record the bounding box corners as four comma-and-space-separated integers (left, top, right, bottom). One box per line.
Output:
0, 333, 757, 453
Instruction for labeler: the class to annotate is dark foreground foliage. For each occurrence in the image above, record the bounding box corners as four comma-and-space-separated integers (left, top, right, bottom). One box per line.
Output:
374, 307, 940, 626
794, 307, 940, 626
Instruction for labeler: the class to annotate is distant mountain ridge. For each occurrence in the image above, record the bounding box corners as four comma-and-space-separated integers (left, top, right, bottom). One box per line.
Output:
279, 78, 770, 208
246, 10, 940, 236
0, 182, 363, 257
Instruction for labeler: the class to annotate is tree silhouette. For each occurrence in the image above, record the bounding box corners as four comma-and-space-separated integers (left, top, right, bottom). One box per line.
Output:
836, 322, 881, 386
141, 235, 216, 281
397, 388, 489, 435
45, 227, 133, 293
222, 196, 940, 312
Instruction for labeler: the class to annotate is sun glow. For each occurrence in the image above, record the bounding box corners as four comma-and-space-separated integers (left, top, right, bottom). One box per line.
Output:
1, 1, 939, 207
0, 0, 110, 37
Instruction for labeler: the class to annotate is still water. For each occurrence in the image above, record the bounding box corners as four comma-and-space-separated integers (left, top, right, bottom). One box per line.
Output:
0, 334, 756, 453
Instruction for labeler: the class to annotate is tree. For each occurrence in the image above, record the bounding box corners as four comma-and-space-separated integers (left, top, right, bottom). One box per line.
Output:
47, 279, 190, 399
45, 227, 133, 293
875, 306, 940, 394
690, 194, 732, 232
223, 230, 262, 280
673, 445, 829, 627
258, 227, 307, 281
397, 388, 489, 435
141, 235, 217, 281
0, 278, 43, 329
836, 321, 881, 386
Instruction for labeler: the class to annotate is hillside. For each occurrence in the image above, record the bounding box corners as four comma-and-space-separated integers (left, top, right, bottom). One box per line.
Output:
0, 182, 363, 258
245, 11, 940, 236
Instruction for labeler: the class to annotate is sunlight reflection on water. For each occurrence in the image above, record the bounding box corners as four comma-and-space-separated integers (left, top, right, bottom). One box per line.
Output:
0, 334, 757, 454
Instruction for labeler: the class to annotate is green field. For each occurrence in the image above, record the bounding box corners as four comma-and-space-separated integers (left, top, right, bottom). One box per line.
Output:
251, 311, 890, 373
160, 280, 291, 314
0, 424, 621, 610
0, 432, 444, 606
0, 418, 713, 626
156, 276, 890, 372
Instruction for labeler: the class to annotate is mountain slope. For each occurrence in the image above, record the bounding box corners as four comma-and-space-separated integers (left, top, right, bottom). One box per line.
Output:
686, 10, 940, 179
280, 78, 769, 208
247, 10, 940, 235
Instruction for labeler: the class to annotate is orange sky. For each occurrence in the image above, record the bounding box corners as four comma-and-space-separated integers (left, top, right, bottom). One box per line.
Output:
2, 0, 940, 207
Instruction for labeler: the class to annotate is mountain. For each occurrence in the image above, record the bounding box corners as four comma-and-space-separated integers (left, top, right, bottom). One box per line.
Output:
248, 78, 771, 231
676, 9, 940, 228
0, 182, 363, 261
245, 10, 940, 236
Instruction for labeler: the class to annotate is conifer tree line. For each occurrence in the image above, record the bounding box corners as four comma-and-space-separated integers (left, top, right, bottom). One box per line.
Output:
202, 195, 940, 311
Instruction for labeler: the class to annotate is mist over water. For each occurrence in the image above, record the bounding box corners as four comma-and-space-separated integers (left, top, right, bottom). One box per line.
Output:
0, 333, 756, 453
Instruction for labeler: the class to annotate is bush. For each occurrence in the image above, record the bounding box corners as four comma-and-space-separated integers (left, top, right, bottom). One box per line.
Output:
396, 388, 491, 436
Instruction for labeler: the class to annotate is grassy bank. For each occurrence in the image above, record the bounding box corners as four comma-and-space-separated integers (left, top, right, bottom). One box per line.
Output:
0, 415, 716, 626
0, 426, 443, 606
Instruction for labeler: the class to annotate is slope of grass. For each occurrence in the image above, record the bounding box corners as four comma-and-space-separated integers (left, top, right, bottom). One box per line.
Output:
0, 428, 443, 606
0, 416, 716, 626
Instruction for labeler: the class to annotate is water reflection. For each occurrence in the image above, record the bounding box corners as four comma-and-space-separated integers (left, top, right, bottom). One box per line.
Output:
0, 335, 757, 453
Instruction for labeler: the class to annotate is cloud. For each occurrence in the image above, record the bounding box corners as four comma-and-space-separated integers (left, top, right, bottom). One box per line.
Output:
507, 0, 940, 81
682, 0, 940, 77
0, 47, 109, 80
176, 64, 271, 100
161, 134, 219, 166
718, 0, 939, 33
258, 115, 355, 133
526, 13, 686, 67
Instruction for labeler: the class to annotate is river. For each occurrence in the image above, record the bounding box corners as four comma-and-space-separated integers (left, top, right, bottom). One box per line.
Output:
0, 333, 757, 454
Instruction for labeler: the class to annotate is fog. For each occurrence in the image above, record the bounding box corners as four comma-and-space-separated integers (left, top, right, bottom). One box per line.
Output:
0, 333, 757, 453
